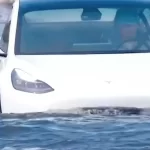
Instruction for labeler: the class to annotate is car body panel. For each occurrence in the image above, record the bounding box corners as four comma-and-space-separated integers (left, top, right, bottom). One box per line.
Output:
1, 53, 150, 113
0, 0, 150, 113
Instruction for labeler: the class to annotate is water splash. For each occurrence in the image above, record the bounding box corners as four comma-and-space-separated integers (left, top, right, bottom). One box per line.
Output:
0, 107, 150, 120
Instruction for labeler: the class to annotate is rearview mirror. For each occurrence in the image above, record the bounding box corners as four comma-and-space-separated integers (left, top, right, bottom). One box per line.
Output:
81, 8, 102, 21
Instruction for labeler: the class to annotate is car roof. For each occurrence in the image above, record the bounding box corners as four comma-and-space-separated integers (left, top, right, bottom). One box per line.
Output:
19, 0, 150, 13
20, 0, 150, 4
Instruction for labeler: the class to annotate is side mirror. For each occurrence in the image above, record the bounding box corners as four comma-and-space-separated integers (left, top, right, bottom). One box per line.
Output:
0, 40, 7, 57
0, 47, 7, 57
0, 48, 4, 54
0, 48, 7, 57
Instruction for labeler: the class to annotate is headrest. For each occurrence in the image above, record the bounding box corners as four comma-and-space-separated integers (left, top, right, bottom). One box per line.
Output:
114, 9, 139, 25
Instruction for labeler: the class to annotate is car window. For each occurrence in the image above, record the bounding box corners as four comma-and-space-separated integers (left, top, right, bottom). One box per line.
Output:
15, 8, 150, 55
0, 4, 11, 36
0, 4, 12, 53
0, 21, 11, 53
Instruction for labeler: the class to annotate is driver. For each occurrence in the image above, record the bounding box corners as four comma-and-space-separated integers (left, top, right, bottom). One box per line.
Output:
113, 9, 150, 50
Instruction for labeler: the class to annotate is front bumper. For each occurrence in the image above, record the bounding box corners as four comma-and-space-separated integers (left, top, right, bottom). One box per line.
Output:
1, 86, 150, 113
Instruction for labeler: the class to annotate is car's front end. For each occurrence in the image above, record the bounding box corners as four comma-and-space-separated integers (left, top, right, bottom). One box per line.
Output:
1, 53, 150, 113
1, 0, 150, 113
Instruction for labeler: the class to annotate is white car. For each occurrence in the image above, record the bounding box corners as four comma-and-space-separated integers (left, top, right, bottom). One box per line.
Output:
0, 0, 150, 114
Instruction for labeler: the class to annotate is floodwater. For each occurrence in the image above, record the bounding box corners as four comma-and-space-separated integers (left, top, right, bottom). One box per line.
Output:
0, 108, 150, 150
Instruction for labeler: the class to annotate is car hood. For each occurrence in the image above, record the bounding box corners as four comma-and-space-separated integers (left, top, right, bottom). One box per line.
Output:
14, 53, 150, 94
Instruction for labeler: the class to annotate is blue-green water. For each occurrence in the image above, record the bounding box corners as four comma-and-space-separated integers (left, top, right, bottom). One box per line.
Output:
0, 109, 150, 150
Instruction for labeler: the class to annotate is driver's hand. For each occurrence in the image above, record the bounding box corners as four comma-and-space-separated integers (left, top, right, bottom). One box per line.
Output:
118, 41, 138, 50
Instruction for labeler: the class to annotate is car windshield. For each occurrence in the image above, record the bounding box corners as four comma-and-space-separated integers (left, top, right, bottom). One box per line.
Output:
15, 7, 150, 55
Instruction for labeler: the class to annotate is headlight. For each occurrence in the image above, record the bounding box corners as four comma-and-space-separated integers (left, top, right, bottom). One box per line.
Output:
11, 69, 54, 94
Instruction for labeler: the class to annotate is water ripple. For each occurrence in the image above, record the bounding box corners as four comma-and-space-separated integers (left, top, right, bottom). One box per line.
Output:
1, 108, 150, 149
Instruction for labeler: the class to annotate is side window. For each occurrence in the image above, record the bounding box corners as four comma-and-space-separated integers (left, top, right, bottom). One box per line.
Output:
2, 21, 10, 43
0, 21, 10, 53
0, 4, 12, 53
